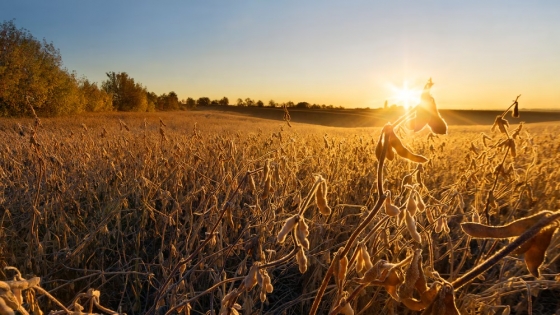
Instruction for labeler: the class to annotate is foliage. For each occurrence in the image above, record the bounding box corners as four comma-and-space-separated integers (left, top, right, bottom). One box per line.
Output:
0, 20, 91, 116
102, 71, 149, 112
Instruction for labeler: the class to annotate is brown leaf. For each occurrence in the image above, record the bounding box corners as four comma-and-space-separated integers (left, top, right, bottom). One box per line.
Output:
422, 282, 459, 315
389, 132, 429, 163
523, 225, 557, 277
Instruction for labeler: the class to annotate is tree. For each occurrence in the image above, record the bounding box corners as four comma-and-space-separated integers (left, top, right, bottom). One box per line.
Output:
236, 98, 245, 107
156, 91, 179, 111
286, 101, 295, 108
296, 102, 310, 109
80, 78, 112, 112
147, 91, 158, 111
186, 97, 196, 109
245, 98, 255, 107
0, 20, 84, 116
256, 100, 264, 107
268, 99, 277, 107
219, 97, 229, 106
197, 97, 210, 106
102, 72, 148, 112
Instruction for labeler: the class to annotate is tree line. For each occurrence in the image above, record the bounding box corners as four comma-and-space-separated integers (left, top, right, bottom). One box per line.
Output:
0, 20, 346, 117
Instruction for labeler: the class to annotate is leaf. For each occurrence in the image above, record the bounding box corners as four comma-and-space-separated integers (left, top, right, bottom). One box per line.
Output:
389, 132, 429, 163
523, 225, 557, 277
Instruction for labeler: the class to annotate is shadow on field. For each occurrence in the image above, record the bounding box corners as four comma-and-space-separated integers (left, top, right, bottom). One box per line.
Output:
197, 106, 560, 127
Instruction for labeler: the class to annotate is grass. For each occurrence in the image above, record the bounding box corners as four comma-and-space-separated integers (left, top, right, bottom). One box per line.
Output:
0, 92, 560, 315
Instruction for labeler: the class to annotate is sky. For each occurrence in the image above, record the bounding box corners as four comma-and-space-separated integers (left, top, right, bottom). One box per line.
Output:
2, 1, 560, 109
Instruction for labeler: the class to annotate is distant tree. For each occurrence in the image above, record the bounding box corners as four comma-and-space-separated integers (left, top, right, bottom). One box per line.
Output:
156, 91, 179, 111
186, 97, 196, 109
256, 100, 264, 107
219, 96, 229, 106
245, 98, 255, 107
311, 103, 321, 109
210, 99, 219, 106
197, 97, 211, 106
296, 102, 310, 109
268, 99, 277, 107
102, 71, 148, 112
236, 98, 245, 106
80, 78, 112, 112
146, 91, 158, 111
286, 101, 295, 108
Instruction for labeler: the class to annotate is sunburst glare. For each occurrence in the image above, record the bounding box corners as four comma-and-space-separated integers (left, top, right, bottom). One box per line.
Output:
388, 81, 422, 110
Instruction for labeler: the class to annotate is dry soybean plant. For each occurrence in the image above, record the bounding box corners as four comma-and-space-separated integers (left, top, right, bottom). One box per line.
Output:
0, 80, 560, 315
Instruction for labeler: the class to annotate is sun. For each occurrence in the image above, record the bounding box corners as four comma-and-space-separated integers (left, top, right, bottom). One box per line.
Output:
389, 81, 421, 110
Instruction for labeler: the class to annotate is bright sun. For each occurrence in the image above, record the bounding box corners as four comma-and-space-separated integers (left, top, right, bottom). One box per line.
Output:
390, 81, 421, 110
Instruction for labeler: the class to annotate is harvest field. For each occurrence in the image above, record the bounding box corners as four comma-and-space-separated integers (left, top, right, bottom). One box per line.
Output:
1, 95, 560, 315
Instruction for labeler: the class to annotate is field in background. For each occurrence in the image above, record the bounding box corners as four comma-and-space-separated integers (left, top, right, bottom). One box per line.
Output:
1, 110, 560, 314
198, 105, 560, 127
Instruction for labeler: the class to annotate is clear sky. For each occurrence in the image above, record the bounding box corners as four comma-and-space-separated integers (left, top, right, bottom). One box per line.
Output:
2, 1, 560, 109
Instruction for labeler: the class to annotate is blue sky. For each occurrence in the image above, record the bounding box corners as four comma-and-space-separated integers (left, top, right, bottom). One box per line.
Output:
2, 1, 560, 109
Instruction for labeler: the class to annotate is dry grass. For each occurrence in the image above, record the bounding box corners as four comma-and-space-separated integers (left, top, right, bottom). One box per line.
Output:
0, 92, 560, 315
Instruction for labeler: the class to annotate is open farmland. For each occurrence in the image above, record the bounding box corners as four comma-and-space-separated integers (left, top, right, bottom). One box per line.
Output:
1, 107, 560, 315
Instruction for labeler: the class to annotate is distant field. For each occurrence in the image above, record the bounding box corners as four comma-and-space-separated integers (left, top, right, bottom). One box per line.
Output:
197, 105, 560, 127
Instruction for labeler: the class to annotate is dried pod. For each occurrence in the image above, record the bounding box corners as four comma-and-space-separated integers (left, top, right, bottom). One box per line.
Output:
337, 255, 349, 285
508, 139, 517, 158
512, 101, 519, 118
243, 265, 259, 290
406, 211, 422, 243
277, 215, 299, 243
316, 181, 332, 215
261, 159, 270, 186
261, 175, 272, 199
360, 243, 374, 272
461, 211, 552, 238
356, 243, 374, 277
397, 207, 407, 226
435, 215, 449, 234
384, 191, 400, 217
416, 192, 426, 213
296, 247, 308, 273
355, 247, 365, 275
407, 193, 418, 217
296, 217, 310, 249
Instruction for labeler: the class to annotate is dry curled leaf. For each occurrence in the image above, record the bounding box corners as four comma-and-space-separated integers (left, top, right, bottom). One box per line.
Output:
421, 282, 459, 315
389, 131, 429, 163
405, 78, 448, 135
357, 260, 403, 301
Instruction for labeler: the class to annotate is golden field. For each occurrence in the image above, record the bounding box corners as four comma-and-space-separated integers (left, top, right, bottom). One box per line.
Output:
1, 108, 560, 315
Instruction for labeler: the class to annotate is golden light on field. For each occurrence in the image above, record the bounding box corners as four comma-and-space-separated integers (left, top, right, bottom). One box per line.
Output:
389, 81, 421, 110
